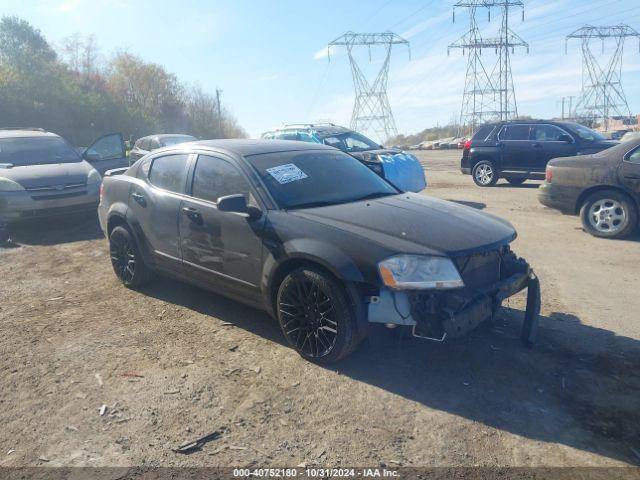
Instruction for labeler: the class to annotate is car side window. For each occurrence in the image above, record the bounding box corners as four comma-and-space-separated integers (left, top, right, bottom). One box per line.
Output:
627, 146, 640, 164
534, 125, 569, 142
500, 125, 531, 141
344, 135, 371, 151
297, 132, 318, 143
148, 154, 189, 193
191, 155, 251, 203
322, 136, 345, 150
275, 131, 298, 141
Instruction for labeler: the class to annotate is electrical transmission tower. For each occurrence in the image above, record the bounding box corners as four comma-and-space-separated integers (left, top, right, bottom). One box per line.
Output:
328, 32, 409, 142
566, 24, 640, 131
449, 1, 528, 135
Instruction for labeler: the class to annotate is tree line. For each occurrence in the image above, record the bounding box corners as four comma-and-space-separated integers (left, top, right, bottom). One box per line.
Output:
0, 16, 246, 146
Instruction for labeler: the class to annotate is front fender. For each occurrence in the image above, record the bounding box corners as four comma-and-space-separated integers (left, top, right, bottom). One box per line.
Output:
261, 238, 366, 317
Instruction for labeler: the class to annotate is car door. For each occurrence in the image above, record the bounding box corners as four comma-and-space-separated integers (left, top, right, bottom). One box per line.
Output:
531, 124, 577, 172
179, 153, 265, 297
498, 124, 537, 172
82, 133, 127, 174
619, 145, 640, 196
127, 153, 191, 273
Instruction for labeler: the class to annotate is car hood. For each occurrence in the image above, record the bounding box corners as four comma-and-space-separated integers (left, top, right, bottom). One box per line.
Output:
289, 193, 516, 257
0, 161, 92, 189
580, 140, 618, 153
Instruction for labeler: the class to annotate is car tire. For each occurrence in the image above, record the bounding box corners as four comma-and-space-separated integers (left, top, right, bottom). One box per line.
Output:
472, 160, 499, 187
276, 267, 360, 363
109, 225, 153, 288
506, 177, 526, 185
580, 190, 638, 239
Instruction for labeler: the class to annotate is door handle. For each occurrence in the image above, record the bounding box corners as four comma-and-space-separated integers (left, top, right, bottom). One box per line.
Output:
532, 143, 542, 148
131, 192, 146, 207
182, 206, 203, 225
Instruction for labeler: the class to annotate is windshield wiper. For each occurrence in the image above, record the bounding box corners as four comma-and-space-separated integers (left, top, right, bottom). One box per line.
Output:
349, 192, 396, 202
287, 200, 341, 210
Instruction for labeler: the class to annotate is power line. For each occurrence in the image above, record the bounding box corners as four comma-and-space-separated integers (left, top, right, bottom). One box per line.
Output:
388, 0, 438, 31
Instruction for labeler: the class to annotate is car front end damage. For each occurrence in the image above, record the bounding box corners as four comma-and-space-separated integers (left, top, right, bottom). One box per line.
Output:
367, 246, 541, 345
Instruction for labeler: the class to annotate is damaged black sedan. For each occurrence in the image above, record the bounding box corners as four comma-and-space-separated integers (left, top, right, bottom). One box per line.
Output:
99, 140, 539, 363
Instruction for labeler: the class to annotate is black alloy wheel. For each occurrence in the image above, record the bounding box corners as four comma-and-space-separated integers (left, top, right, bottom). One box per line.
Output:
109, 225, 151, 288
276, 267, 359, 362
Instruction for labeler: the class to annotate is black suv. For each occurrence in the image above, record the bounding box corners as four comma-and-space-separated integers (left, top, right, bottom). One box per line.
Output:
461, 120, 618, 187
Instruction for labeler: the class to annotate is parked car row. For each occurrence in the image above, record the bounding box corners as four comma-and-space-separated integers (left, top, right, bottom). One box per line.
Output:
460, 119, 639, 239
406, 137, 468, 151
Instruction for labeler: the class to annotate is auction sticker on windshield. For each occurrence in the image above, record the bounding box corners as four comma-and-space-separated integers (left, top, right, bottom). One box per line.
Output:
266, 163, 308, 184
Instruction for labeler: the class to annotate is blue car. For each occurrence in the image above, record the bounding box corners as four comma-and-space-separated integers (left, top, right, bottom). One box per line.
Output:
261, 124, 426, 193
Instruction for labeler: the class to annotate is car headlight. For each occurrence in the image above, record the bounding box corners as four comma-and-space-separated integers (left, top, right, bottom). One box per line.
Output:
87, 168, 102, 184
378, 255, 464, 290
0, 177, 25, 192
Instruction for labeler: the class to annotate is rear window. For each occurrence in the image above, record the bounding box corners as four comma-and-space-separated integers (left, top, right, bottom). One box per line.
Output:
472, 125, 495, 141
0, 136, 81, 166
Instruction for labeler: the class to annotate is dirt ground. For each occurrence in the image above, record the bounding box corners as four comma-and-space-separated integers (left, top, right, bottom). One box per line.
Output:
1, 150, 639, 469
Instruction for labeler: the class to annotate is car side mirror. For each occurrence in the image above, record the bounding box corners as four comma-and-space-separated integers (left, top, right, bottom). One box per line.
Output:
558, 134, 572, 143
217, 194, 261, 220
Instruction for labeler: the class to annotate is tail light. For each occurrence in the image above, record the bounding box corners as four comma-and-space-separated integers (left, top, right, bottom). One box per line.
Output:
99, 182, 104, 203
463, 139, 472, 150
545, 168, 553, 183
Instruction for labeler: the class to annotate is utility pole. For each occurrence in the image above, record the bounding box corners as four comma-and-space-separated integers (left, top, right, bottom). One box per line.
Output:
449, 0, 528, 135
566, 24, 640, 131
215, 88, 223, 137
328, 32, 410, 143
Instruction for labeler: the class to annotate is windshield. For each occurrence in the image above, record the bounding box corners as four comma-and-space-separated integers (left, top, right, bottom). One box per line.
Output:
0, 136, 81, 166
567, 123, 607, 142
246, 149, 398, 209
321, 132, 380, 153
160, 135, 197, 147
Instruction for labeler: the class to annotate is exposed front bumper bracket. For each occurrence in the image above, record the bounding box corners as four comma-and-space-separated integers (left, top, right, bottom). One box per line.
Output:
367, 260, 542, 346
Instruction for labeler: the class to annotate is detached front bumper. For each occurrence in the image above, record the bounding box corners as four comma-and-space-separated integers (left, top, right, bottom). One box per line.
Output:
368, 251, 541, 346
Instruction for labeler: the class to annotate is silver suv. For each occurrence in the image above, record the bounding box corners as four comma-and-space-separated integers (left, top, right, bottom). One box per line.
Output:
0, 129, 125, 221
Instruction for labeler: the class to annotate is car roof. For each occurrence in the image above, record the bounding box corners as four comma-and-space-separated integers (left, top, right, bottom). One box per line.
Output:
140, 133, 196, 141
173, 139, 336, 157
0, 129, 59, 139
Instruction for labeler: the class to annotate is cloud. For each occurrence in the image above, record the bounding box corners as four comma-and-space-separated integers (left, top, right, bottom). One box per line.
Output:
400, 11, 451, 40
55, 0, 82, 12
256, 73, 279, 82
313, 45, 339, 61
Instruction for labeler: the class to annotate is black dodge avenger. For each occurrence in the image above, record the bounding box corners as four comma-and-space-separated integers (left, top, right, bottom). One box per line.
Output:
99, 140, 540, 363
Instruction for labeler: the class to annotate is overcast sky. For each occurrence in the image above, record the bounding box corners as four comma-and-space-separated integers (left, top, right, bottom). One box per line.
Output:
2, 0, 640, 138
